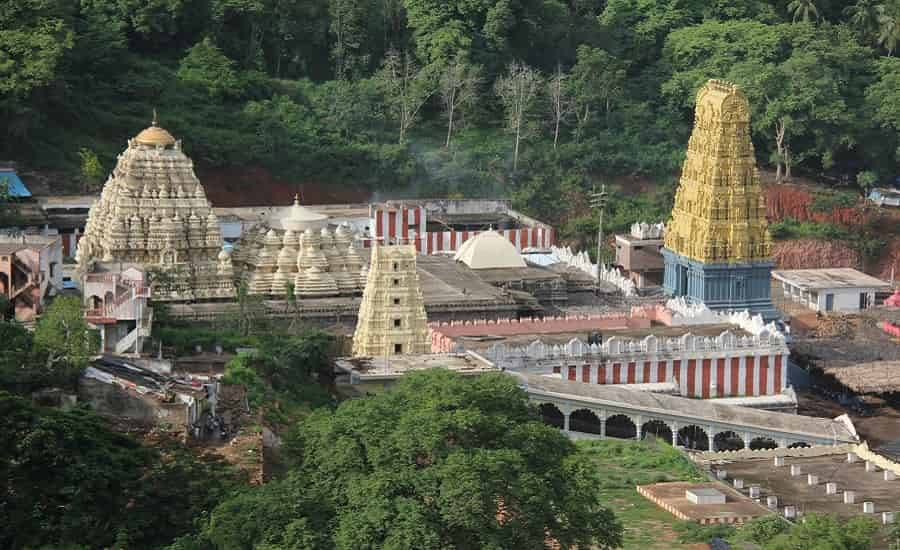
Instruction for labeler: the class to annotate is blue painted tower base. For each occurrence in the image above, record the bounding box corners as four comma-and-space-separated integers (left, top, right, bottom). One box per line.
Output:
661, 248, 780, 320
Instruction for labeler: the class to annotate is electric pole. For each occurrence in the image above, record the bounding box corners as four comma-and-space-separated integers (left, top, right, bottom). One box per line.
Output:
590, 184, 608, 276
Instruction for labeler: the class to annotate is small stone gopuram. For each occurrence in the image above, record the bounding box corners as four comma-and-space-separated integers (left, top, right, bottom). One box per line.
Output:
231, 196, 367, 297
75, 116, 234, 301
662, 80, 777, 319
352, 243, 429, 357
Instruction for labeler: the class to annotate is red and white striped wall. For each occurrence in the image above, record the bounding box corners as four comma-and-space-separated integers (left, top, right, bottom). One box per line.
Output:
555, 353, 789, 398
369, 205, 555, 255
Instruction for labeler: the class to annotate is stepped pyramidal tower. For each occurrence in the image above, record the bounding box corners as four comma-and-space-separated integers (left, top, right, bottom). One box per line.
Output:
75, 114, 235, 301
662, 80, 777, 319
352, 243, 429, 356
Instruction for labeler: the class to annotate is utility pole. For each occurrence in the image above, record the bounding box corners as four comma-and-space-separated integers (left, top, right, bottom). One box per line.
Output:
590, 184, 608, 276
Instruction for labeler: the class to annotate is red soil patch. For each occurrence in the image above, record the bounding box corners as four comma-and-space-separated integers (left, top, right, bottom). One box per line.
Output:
765, 183, 869, 226
772, 238, 862, 271
197, 165, 371, 207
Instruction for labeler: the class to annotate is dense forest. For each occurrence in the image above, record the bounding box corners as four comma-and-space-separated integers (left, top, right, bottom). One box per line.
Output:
2, 1, 899, 223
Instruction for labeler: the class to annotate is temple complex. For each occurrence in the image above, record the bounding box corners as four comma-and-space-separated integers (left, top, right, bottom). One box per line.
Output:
74, 115, 234, 301
662, 80, 777, 319
231, 196, 366, 297
352, 243, 429, 356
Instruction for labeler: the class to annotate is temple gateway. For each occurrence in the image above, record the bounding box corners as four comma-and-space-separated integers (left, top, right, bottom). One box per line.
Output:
75, 116, 234, 301
662, 80, 778, 319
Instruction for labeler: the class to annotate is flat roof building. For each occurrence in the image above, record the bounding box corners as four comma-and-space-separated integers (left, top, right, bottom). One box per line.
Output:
772, 268, 891, 313
334, 352, 497, 395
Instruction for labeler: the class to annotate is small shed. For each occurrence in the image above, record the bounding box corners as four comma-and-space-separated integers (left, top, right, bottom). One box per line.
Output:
0, 168, 32, 198
772, 268, 891, 313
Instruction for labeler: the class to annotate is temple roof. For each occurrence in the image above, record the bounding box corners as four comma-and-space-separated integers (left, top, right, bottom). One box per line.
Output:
134, 124, 176, 147
271, 195, 328, 232
454, 230, 526, 270
133, 111, 177, 147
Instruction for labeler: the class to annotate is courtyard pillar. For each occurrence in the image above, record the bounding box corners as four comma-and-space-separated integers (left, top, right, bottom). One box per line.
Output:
635, 415, 643, 441
708, 426, 717, 452
563, 412, 570, 432
670, 421, 679, 447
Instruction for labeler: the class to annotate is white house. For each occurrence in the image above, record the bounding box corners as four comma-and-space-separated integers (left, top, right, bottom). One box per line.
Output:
772, 268, 891, 313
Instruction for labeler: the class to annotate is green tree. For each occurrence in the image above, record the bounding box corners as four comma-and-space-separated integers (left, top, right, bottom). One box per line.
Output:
788, 0, 820, 22
570, 45, 626, 140
879, 7, 900, 55
764, 513, 878, 550
178, 37, 244, 99
377, 48, 435, 143
0, 176, 22, 229
0, 392, 242, 549
281, 370, 623, 549
33, 296, 99, 386
495, 61, 543, 172
78, 147, 103, 193
845, 0, 886, 39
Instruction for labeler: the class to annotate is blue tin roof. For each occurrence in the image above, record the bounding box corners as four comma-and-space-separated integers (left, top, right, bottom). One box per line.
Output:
0, 170, 31, 198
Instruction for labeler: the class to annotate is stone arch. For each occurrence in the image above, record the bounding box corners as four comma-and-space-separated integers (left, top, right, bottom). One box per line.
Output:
642, 419, 673, 443
605, 414, 636, 440
538, 403, 564, 429
749, 436, 778, 450
714, 431, 745, 451
788, 441, 811, 449
570, 409, 603, 435
677, 425, 709, 451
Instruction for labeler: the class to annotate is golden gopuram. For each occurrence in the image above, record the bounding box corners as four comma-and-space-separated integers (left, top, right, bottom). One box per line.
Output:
661, 80, 778, 319
75, 115, 235, 301
352, 243, 430, 356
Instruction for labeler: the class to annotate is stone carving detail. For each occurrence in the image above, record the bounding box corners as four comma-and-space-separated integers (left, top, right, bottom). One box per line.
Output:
352, 244, 430, 356
551, 245, 636, 296
231, 199, 366, 298
630, 222, 665, 240
75, 119, 234, 301
664, 80, 772, 263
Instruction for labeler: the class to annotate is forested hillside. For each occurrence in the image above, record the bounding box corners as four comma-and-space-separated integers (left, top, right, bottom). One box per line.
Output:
2, 0, 899, 230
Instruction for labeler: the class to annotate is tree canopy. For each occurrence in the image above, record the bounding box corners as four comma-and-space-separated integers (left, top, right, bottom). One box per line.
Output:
182, 369, 623, 549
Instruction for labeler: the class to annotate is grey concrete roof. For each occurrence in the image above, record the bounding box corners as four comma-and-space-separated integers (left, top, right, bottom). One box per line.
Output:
335, 352, 497, 380
512, 372, 857, 443
772, 268, 889, 290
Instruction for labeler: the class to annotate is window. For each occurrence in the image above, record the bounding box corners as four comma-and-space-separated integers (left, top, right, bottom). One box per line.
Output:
634, 246, 643, 251
393, 262, 399, 271
393, 318, 401, 328
392, 297, 400, 305
392, 278, 400, 286
394, 343, 403, 354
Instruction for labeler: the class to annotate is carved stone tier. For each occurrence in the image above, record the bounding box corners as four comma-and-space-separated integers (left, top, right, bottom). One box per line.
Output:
230, 197, 366, 298
75, 118, 234, 301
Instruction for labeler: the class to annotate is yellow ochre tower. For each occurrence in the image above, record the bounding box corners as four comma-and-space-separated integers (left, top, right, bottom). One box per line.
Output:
661, 80, 778, 319
352, 243, 430, 357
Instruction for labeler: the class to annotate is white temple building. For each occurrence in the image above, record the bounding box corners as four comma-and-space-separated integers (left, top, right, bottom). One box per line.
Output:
75, 115, 234, 301
231, 196, 367, 297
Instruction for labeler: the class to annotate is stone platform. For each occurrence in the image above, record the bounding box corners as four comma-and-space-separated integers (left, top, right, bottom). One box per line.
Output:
637, 482, 769, 524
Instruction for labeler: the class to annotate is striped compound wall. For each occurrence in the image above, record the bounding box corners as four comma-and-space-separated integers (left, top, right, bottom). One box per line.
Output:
369, 205, 554, 254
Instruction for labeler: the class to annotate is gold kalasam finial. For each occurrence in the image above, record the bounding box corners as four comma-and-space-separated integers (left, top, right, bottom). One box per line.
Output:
294, 193, 300, 205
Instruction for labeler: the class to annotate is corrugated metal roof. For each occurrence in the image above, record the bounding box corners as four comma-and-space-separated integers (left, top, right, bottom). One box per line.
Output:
0, 170, 31, 198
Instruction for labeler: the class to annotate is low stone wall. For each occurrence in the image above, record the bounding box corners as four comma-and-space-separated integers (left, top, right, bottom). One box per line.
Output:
692, 443, 854, 462
854, 441, 900, 476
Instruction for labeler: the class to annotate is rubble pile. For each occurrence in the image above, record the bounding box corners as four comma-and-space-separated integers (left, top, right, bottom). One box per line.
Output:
813, 314, 861, 339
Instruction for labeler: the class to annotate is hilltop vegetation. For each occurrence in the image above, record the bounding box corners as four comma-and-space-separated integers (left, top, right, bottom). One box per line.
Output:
2, 1, 899, 219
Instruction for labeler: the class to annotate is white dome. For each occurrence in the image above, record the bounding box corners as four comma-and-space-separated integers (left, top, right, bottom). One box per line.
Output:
454, 230, 527, 269
271, 195, 328, 232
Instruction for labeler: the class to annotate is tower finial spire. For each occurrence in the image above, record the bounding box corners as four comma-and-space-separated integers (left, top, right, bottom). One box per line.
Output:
152, 109, 158, 126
